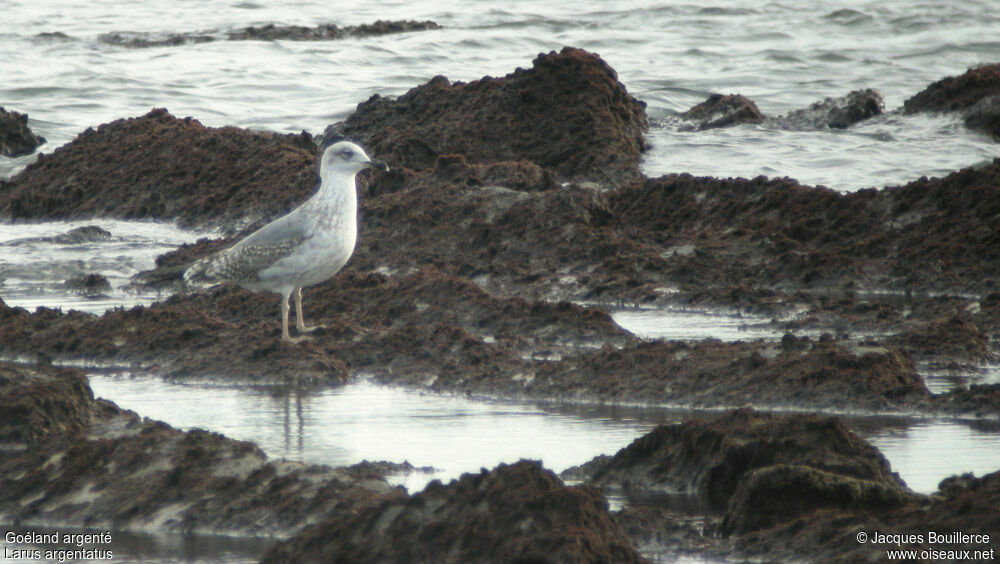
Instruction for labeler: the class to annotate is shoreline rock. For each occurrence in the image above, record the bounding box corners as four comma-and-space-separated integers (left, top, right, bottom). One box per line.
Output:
573, 410, 909, 505
677, 89, 884, 131
329, 46, 649, 184
0, 107, 46, 158
97, 20, 441, 48
262, 460, 647, 564
904, 63, 1000, 140
732, 469, 1000, 561
0, 275, 953, 417
0, 108, 319, 229
569, 410, 997, 562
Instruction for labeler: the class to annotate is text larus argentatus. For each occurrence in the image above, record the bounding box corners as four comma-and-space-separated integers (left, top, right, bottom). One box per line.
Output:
184, 140, 388, 342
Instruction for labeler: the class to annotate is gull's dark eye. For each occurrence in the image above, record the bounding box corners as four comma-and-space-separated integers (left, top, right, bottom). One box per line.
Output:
338, 149, 353, 158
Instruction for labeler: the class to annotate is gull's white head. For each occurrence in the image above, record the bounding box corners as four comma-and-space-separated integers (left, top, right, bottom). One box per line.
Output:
321, 140, 389, 176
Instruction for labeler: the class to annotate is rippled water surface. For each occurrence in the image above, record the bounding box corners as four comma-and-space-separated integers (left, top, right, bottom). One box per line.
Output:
0, 221, 210, 313
3, 1, 999, 187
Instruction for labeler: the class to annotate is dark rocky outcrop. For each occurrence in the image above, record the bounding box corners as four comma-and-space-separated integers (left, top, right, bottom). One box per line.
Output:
569, 411, 998, 562
578, 410, 909, 508
679, 89, 883, 131
0, 108, 319, 229
0, 363, 95, 447
98, 20, 441, 48
4, 225, 113, 246
890, 315, 993, 361
0, 362, 401, 536
0, 107, 46, 157
330, 46, 648, 184
776, 88, 884, 129
682, 65, 998, 138
52, 225, 113, 244
904, 64, 1000, 139
63, 273, 112, 297
679, 94, 765, 130
720, 463, 914, 534
0, 279, 934, 413
225, 20, 441, 41
262, 460, 647, 564
733, 470, 1000, 562
932, 384, 1000, 418
607, 161, 1000, 296
904, 64, 1000, 114
964, 95, 1000, 141
0, 269, 629, 388
531, 339, 929, 411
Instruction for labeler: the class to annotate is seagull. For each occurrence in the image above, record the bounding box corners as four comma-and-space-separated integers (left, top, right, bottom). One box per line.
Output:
184, 140, 388, 342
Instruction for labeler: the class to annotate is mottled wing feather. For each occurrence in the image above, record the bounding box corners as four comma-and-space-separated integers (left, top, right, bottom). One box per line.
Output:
200, 237, 305, 283
185, 208, 310, 285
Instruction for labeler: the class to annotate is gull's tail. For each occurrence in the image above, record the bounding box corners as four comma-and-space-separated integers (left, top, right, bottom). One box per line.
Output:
182, 254, 222, 288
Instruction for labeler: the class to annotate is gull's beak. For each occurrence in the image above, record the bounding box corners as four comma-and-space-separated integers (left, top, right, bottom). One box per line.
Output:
366, 158, 389, 172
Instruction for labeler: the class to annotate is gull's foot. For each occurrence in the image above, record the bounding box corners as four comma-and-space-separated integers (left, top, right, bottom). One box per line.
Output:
296, 323, 327, 334
283, 334, 314, 344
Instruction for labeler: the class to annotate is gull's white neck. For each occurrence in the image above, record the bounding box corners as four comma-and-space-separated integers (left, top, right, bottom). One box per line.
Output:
312, 168, 359, 211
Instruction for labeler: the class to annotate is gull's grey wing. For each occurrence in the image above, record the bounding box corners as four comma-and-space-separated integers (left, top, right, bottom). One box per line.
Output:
185, 209, 310, 284
230, 206, 310, 252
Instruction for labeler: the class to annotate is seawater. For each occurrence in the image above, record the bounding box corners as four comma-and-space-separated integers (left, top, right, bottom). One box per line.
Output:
86, 373, 1000, 498
2, 0, 999, 188
0, 220, 212, 314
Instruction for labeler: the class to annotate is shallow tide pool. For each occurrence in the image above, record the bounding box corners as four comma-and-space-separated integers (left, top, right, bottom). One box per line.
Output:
87, 374, 1000, 496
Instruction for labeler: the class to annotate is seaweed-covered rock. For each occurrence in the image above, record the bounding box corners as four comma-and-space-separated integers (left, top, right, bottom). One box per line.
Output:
531, 340, 929, 411
904, 64, 1000, 139
262, 460, 647, 564
679, 89, 883, 131
608, 160, 1000, 295
679, 94, 764, 130
0, 268, 627, 388
904, 64, 1000, 114
225, 20, 441, 41
584, 410, 907, 507
964, 95, 1000, 140
932, 383, 1000, 418
0, 285, 932, 412
0, 362, 94, 447
3, 225, 113, 246
890, 315, 993, 361
720, 464, 916, 534
63, 273, 112, 297
776, 88, 884, 129
99, 20, 441, 48
53, 225, 113, 244
0, 108, 319, 228
0, 107, 46, 157
333, 46, 648, 184
733, 470, 1000, 562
